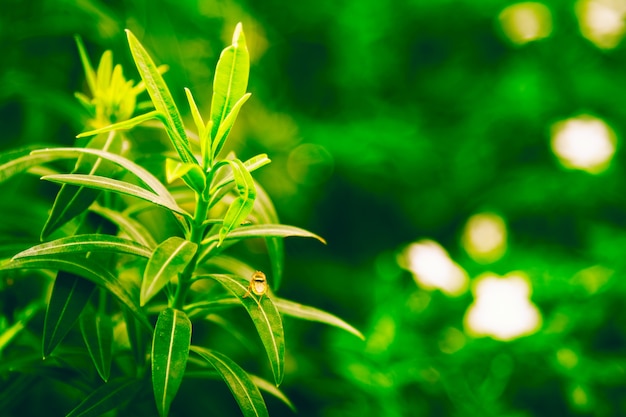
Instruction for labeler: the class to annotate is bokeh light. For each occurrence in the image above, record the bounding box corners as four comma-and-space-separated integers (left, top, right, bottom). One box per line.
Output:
464, 272, 542, 341
498, 2, 553, 45
550, 115, 617, 173
461, 212, 507, 263
400, 240, 468, 297
576, 0, 626, 49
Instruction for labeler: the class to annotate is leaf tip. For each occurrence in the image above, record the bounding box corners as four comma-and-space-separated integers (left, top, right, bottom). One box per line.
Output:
233, 22, 244, 46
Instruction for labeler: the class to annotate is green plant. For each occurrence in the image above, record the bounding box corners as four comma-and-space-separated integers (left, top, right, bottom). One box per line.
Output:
0, 23, 362, 417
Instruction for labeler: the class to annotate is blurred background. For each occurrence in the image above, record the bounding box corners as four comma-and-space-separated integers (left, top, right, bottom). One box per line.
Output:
3, 0, 626, 416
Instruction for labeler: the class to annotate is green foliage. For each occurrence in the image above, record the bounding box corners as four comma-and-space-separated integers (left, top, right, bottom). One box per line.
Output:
0, 24, 361, 417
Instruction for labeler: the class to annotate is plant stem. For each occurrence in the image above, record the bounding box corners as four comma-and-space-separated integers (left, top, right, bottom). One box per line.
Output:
172, 193, 209, 310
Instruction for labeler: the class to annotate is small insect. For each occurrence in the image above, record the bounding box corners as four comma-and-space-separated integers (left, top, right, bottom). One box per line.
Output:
243, 270, 268, 301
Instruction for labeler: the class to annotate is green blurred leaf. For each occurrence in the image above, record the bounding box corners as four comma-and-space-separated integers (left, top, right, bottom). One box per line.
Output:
274, 298, 364, 340
209, 22, 250, 160
1, 256, 150, 330
43, 271, 96, 358
0, 146, 58, 183
13, 234, 152, 260
41, 174, 187, 216
74, 35, 97, 96
80, 307, 113, 382
122, 306, 149, 371
196, 274, 284, 385
90, 203, 157, 249
250, 374, 296, 412
190, 346, 269, 417
152, 308, 191, 417
141, 237, 197, 306
65, 377, 142, 417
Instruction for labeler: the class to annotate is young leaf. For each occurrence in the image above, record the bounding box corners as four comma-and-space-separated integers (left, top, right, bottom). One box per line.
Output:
210, 153, 271, 195
1, 256, 150, 330
165, 158, 205, 186
184, 87, 211, 167
141, 237, 197, 306
80, 307, 113, 382
42, 131, 122, 239
274, 298, 365, 341
212, 93, 251, 159
13, 234, 152, 260
65, 378, 142, 417
125, 30, 195, 166
76, 110, 161, 138
210, 22, 250, 160
43, 271, 96, 358
218, 159, 257, 245
152, 308, 192, 417
190, 346, 269, 417
195, 274, 284, 385
41, 173, 187, 216
0, 146, 59, 183
75, 35, 97, 96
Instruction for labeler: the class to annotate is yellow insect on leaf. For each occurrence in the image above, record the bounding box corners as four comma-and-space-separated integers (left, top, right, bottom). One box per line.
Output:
243, 271, 268, 301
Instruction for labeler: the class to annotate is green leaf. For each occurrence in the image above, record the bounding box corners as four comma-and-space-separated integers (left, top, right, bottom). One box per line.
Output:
210, 22, 250, 160
30, 148, 179, 207
1, 256, 150, 330
0, 304, 40, 355
90, 203, 157, 249
165, 158, 205, 186
141, 237, 197, 306
184, 87, 212, 167
274, 298, 365, 340
43, 271, 96, 358
202, 224, 326, 246
76, 110, 161, 138
212, 93, 251, 159
152, 308, 191, 417
249, 374, 296, 412
122, 306, 149, 371
65, 378, 142, 417
80, 307, 113, 382
210, 153, 271, 195
13, 234, 152, 260
75, 35, 97, 96
41, 173, 187, 216
190, 346, 269, 417
254, 182, 284, 290
125, 30, 195, 166
196, 274, 284, 385
42, 131, 123, 239
0, 145, 58, 183
218, 159, 257, 245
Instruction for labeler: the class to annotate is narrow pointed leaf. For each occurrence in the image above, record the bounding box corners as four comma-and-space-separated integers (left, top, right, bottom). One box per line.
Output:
141, 237, 197, 306
0, 146, 58, 183
274, 298, 364, 340
210, 153, 270, 194
41, 174, 187, 216
125, 30, 195, 165
212, 92, 251, 159
152, 308, 191, 417
1, 256, 150, 330
80, 308, 113, 382
202, 224, 326, 246
254, 182, 283, 290
190, 346, 269, 417
249, 374, 296, 412
42, 131, 122, 239
65, 378, 142, 417
76, 110, 161, 138
196, 274, 284, 385
165, 158, 204, 186
30, 148, 178, 204
43, 271, 96, 357
210, 23, 249, 153
74, 35, 97, 96
13, 234, 152, 260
